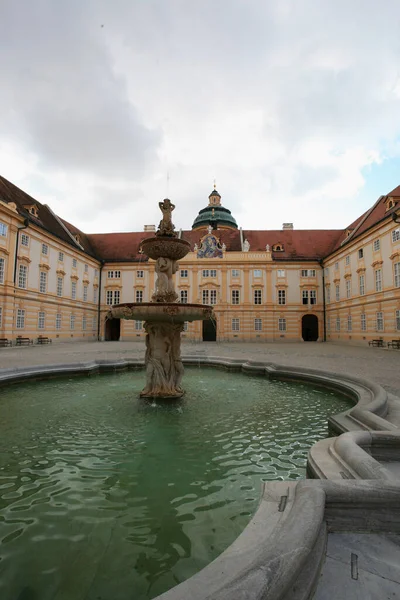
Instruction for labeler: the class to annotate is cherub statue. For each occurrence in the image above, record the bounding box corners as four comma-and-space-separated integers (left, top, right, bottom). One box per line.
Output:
157, 198, 176, 237
266, 244, 270, 252
194, 243, 198, 251
243, 239, 250, 252
222, 242, 226, 251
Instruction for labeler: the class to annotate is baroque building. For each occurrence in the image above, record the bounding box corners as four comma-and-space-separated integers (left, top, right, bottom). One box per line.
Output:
0, 176, 399, 344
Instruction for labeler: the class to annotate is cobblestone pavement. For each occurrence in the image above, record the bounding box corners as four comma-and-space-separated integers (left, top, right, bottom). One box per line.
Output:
0, 340, 399, 397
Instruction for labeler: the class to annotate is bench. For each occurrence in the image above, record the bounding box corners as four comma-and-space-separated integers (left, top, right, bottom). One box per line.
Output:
37, 336, 52, 345
368, 339, 385, 347
16, 337, 33, 346
0, 338, 12, 347
388, 340, 400, 349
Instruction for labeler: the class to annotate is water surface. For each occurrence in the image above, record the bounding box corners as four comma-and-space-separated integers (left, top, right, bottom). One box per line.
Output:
0, 369, 351, 599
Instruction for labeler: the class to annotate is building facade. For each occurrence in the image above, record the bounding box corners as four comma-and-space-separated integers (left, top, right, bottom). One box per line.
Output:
0, 176, 399, 344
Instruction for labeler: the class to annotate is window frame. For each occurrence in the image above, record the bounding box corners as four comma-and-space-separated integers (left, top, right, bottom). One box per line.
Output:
39, 270, 47, 294
231, 318, 240, 332
231, 289, 240, 305
253, 289, 262, 304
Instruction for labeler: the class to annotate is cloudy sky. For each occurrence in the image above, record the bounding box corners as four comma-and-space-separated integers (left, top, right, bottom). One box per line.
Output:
1, 0, 400, 234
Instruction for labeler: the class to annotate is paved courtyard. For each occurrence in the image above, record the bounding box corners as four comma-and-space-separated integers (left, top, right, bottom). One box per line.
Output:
0, 340, 399, 398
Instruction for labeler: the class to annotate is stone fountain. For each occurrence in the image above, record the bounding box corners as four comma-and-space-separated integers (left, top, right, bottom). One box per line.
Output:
107, 198, 214, 398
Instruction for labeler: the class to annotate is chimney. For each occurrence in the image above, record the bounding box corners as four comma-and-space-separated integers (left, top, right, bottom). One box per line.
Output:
282, 223, 293, 230
144, 224, 156, 232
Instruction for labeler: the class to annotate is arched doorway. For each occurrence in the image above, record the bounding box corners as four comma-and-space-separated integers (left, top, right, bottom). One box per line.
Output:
302, 314, 318, 341
202, 318, 217, 341
105, 318, 121, 341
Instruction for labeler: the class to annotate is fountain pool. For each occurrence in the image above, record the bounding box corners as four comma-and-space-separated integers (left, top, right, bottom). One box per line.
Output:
0, 368, 352, 600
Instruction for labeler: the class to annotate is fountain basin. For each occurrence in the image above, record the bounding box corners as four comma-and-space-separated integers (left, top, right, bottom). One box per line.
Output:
108, 302, 214, 323
141, 236, 191, 260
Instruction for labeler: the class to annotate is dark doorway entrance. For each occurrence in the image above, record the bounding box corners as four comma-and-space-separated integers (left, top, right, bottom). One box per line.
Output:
302, 314, 318, 341
105, 318, 121, 341
202, 318, 217, 341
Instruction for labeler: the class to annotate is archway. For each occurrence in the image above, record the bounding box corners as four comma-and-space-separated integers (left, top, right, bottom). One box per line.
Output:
105, 318, 121, 341
202, 318, 217, 342
301, 314, 318, 341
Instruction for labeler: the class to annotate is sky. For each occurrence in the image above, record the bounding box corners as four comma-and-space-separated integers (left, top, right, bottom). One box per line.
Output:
1, 0, 400, 234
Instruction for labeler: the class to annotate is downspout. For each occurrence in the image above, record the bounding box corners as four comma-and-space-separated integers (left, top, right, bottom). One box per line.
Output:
97, 261, 105, 341
13, 218, 29, 283
320, 260, 326, 342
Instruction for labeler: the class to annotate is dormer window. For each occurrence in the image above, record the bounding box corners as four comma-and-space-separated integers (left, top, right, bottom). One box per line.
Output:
272, 243, 284, 252
74, 234, 81, 244
345, 229, 353, 237
386, 197, 397, 212
25, 204, 39, 217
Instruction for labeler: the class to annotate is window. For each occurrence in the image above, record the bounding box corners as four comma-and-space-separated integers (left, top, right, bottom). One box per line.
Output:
83, 285, 88, 302
335, 284, 340, 302
202, 289, 209, 304
345, 256, 350, 266
70, 314, 75, 330
108, 270, 121, 278
21, 234, 29, 246
335, 262, 339, 270
394, 263, 400, 288
254, 269, 262, 277
180, 269, 188, 278
56, 313, 62, 330
0, 222, 8, 237
58, 251, 64, 262
359, 274, 365, 296
302, 290, 316, 304
327, 317, 331, 332
106, 290, 113, 305
302, 290, 309, 305
324, 268, 329, 276
202, 270, 209, 277
94, 269, 99, 277
336, 317, 340, 332
114, 290, 120, 305
278, 289, 286, 305
358, 248, 364, 259
180, 290, 188, 303
93, 288, 98, 303
92, 316, 97, 331
82, 315, 87, 330
361, 314, 366, 331
375, 269, 382, 292
71, 281, 77, 300
396, 310, 400, 331
135, 290, 143, 303
254, 289, 262, 304
392, 229, 400, 243
232, 290, 240, 304
18, 264, 27, 289
277, 269, 285, 278
41, 243, 48, 255
38, 311, 45, 330
347, 315, 352, 332
16, 309, 25, 329
346, 279, 351, 299
210, 289, 217, 305
0, 257, 4, 284
278, 318, 286, 332
84, 264, 88, 273
232, 318, 240, 331
326, 286, 331, 304
254, 318, 262, 331
210, 269, 217, 278
137, 270, 144, 278
373, 239, 380, 252
310, 290, 316, 304
135, 320, 142, 331
376, 311, 384, 331
183, 321, 188, 332
72, 258, 77, 268
39, 271, 47, 293
301, 269, 316, 277
232, 269, 240, 277
107, 290, 120, 305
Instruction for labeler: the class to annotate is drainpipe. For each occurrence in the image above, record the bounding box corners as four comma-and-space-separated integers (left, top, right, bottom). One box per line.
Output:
97, 261, 105, 341
320, 260, 326, 342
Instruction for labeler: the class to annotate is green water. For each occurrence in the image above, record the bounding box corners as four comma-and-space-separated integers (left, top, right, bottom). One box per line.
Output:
0, 369, 351, 600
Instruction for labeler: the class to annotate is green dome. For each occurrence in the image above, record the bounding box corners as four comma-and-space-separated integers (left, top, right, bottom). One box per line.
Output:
192, 205, 238, 230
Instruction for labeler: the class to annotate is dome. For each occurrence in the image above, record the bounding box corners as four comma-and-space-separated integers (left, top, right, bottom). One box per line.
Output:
192, 189, 238, 230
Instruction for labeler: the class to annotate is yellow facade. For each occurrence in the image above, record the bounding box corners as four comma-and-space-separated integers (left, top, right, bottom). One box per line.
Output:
0, 183, 399, 345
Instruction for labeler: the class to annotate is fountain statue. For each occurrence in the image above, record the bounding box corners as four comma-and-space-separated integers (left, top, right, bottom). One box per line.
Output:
107, 199, 214, 398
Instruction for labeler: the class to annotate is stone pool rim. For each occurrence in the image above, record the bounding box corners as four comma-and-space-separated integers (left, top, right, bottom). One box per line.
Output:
0, 356, 398, 600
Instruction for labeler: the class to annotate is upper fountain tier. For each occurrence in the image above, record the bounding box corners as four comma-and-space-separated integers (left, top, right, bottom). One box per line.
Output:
140, 198, 191, 262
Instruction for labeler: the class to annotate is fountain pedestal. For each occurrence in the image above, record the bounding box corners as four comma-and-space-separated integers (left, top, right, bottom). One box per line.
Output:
106, 198, 214, 399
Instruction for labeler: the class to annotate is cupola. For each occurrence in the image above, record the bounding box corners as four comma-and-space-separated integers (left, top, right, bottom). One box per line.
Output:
192, 186, 238, 230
